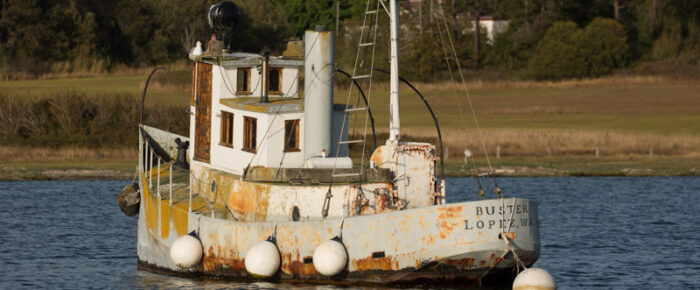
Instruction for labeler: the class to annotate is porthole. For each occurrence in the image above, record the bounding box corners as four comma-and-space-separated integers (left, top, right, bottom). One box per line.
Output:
291, 206, 300, 221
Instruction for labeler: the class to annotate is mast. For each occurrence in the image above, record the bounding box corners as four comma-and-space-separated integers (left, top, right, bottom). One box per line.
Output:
389, 0, 400, 142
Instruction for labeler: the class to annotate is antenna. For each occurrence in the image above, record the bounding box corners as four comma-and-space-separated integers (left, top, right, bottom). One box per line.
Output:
388, 0, 400, 142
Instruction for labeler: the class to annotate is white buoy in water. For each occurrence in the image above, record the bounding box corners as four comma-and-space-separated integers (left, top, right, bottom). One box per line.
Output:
513, 268, 556, 290
244, 237, 280, 278
170, 232, 202, 268
312, 237, 347, 276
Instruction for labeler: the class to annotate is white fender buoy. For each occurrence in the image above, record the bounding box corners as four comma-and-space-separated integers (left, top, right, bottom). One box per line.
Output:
312, 237, 347, 276
513, 268, 556, 290
170, 231, 202, 268
244, 237, 280, 278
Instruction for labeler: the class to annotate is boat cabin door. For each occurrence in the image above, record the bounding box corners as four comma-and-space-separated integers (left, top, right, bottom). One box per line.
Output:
193, 62, 212, 163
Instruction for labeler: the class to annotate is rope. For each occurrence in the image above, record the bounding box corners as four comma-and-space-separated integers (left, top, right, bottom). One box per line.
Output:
432, 8, 484, 192
438, 8, 505, 194
325, 0, 380, 219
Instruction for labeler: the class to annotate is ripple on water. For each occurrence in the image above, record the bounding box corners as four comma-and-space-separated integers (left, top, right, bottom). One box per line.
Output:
0, 177, 699, 289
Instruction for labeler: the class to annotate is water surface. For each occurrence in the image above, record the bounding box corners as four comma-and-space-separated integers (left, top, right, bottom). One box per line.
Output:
1, 177, 698, 289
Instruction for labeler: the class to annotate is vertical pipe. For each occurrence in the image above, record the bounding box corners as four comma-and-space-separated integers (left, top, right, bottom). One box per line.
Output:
261, 50, 270, 103
148, 147, 153, 188
169, 163, 173, 205
303, 27, 334, 159
188, 174, 193, 213
157, 156, 161, 237
157, 157, 161, 199
388, 0, 400, 142
139, 134, 143, 175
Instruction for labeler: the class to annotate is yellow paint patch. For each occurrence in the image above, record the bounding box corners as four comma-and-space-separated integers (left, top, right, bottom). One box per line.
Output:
171, 204, 190, 236
226, 180, 271, 221
140, 173, 159, 235
160, 200, 170, 239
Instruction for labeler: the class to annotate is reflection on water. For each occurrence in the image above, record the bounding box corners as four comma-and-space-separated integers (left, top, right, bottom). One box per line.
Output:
1, 177, 699, 289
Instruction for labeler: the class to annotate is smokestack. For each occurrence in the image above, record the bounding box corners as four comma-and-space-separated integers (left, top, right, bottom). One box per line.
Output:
260, 49, 270, 103
303, 26, 334, 159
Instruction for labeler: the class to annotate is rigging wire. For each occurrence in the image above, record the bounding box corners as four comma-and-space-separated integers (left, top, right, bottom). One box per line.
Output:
336, 69, 377, 150
432, 7, 483, 191
372, 68, 444, 182
325, 0, 380, 218
437, 7, 503, 194
244, 33, 321, 178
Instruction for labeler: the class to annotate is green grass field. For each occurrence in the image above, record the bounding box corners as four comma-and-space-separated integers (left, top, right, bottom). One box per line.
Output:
3, 74, 699, 134
1, 73, 698, 178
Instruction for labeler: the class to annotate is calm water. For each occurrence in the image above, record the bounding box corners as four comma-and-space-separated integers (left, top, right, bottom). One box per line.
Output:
1, 177, 699, 289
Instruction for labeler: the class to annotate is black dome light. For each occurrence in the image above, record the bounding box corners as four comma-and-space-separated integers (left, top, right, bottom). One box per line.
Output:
208, 1, 241, 52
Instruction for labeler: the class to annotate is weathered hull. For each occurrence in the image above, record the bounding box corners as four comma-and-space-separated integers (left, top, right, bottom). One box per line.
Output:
136, 195, 540, 285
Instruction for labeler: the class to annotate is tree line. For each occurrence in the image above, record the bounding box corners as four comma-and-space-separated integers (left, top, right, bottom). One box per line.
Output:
0, 0, 697, 80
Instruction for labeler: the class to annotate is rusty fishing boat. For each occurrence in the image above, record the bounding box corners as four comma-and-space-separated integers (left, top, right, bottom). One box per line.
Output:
126, 0, 541, 285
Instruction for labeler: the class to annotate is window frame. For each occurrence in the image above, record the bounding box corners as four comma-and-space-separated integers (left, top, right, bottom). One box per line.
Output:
236, 67, 251, 95
284, 119, 300, 152
268, 67, 282, 95
219, 111, 234, 148
242, 116, 257, 153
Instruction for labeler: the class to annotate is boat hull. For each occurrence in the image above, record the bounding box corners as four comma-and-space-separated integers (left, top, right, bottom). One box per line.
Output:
136, 195, 540, 285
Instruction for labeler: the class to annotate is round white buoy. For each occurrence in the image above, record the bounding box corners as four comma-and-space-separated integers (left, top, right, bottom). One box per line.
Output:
312, 238, 347, 276
513, 268, 556, 290
244, 238, 280, 278
170, 232, 202, 268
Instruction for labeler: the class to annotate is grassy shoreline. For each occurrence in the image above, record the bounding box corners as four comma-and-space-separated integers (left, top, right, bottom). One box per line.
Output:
2, 155, 697, 181
1, 73, 698, 180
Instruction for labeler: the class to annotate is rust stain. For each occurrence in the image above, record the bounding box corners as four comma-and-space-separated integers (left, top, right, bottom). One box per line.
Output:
502, 232, 517, 240
202, 245, 246, 274
436, 205, 463, 239
491, 256, 505, 268
352, 256, 398, 271
369, 146, 383, 165
226, 180, 271, 221
281, 252, 317, 276
425, 235, 435, 246
443, 258, 475, 270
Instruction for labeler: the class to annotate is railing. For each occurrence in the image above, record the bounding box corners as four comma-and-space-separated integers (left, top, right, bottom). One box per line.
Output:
140, 135, 216, 220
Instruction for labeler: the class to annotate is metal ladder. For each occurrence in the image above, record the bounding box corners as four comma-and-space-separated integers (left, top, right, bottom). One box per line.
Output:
331, 0, 383, 179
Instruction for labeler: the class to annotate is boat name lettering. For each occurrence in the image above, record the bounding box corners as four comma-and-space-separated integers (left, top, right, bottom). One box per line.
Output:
475, 205, 528, 216
464, 205, 533, 230
464, 218, 534, 230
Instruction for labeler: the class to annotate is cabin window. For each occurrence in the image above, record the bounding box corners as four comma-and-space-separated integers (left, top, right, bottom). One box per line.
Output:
243, 116, 257, 152
220, 111, 234, 147
284, 119, 300, 152
268, 68, 282, 95
236, 67, 251, 94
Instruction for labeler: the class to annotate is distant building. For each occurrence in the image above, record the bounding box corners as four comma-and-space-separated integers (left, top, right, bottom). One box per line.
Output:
468, 16, 510, 43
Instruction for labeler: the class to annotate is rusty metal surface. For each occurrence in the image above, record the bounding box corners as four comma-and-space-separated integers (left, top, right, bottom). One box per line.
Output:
243, 166, 393, 184
194, 62, 212, 163
220, 97, 303, 114
371, 142, 441, 208
137, 192, 540, 284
